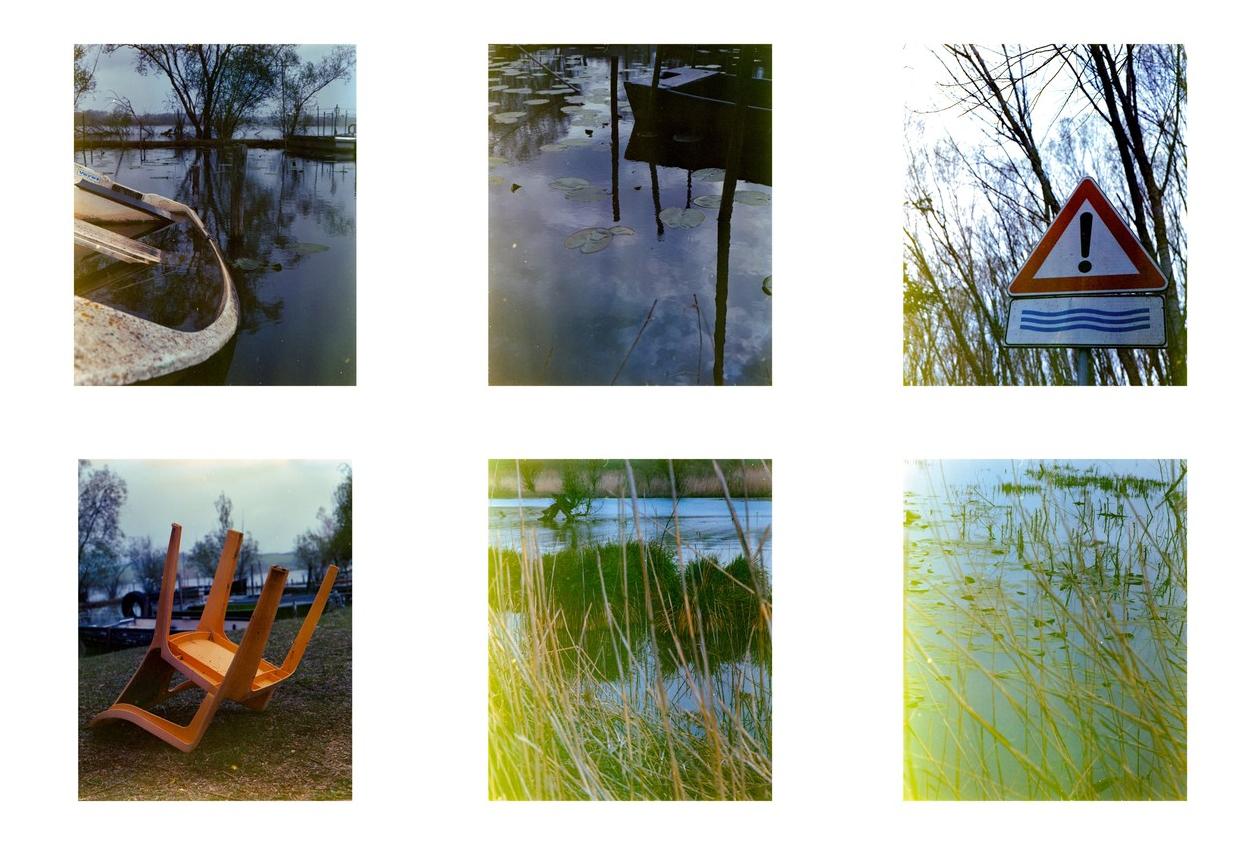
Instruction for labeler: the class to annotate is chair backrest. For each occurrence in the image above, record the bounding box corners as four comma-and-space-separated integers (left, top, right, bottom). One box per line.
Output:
197, 529, 244, 638
151, 523, 183, 649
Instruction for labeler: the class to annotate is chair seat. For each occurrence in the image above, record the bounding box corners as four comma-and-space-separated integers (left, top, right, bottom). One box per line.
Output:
169, 632, 279, 691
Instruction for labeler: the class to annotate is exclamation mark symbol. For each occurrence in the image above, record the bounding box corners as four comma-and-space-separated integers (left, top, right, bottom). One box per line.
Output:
1078, 212, 1093, 273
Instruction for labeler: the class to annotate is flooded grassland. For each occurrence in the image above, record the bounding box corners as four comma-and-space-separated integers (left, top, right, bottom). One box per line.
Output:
904, 461, 1187, 800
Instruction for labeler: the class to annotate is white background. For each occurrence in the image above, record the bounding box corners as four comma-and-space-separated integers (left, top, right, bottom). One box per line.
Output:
1, 0, 1253, 840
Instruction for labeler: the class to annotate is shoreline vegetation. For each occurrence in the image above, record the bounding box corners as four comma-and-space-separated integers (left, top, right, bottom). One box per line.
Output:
488, 459, 771, 500
489, 460, 772, 800
904, 461, 1186, 800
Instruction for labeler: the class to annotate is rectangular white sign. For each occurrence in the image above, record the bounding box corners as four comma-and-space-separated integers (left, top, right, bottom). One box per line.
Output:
1004, 295, 1165, 348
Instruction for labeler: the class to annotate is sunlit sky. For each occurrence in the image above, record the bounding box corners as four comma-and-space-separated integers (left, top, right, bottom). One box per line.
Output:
902, 43, 1114, 206
76, 44, 356, 114
83, 460, 348, 553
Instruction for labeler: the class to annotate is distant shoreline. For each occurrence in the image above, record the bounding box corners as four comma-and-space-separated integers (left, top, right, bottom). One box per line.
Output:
74, 138, 289, 151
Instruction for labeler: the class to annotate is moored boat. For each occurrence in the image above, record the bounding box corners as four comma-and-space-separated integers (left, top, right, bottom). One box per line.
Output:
624, 67, 771, 181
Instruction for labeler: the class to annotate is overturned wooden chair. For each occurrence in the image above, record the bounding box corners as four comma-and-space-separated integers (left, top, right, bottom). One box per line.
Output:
91, 523, 339, 752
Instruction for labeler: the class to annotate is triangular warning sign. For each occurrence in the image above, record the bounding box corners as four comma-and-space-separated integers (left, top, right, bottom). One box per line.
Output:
1009, 178, 1169, 296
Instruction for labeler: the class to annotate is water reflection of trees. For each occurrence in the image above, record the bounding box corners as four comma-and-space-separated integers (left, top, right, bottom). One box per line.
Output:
168, 148, 355, 334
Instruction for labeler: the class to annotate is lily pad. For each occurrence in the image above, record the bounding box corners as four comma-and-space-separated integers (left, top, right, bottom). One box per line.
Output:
694, 167, 725, 182
564, 185, 610, 202
492, 111, 526, 124
291, 242, 330, 255
659, 207, 705, 228
692, 195, 722, 208
564, 95, 586, 104
231, 257, 266, 271
523, 98, 550, 106
560, 105, 587, 114
550, 177, 590, 192
608, 226, 636, 236
734, 190, 771, 206
565, 227, 614, 253
489, 85, 509, 92
505, 87, 534, 94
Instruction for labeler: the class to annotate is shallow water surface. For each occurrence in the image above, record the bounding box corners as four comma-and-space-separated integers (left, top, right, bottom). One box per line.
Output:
488, 45, 771, 385
904, 460, 1186, 800
489, 496, 771, 568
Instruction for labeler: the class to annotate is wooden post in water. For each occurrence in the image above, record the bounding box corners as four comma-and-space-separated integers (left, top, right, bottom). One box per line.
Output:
713, 219, 731, 386
610, 54, 621, 222
718, 46, 756, 224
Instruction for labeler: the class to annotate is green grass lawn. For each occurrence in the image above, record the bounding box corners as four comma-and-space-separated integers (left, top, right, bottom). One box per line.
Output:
79, 608, 352, 800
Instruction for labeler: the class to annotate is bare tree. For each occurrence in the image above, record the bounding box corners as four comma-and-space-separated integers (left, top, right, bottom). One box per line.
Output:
277, 46, 356, 137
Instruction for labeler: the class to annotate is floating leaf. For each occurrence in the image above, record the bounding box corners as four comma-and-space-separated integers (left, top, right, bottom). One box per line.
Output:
560, 105, 586, 114
564, 227, 615, 253
609, 226, 636, 236
291, 242, 330, 255
492, 111, 526, 124
762, 275, 772, 296
232, 258, 265, 271
505, 87, 534, 94
523, 99, 550, 106
694, 167, 725, 182
693, 195, 722, 208
734, 190, 771, 206
659, 207, 705, 228
564, 185, 610, 202
550, 177, 589, 192
564, 95, 586, 104
489, 85, 509, 92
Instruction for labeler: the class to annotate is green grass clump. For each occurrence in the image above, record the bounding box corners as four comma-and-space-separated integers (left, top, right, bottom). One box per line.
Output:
489, 539, 771, 800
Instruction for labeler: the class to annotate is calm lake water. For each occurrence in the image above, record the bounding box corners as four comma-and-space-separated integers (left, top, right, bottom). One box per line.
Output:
75, 146, 356, 385
904, 460, 1186, 799
488, 45, 772, 385
489, 496, 772, 569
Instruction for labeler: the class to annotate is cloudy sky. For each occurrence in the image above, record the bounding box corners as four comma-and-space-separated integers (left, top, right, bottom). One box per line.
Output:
77, 44, 356, 114
84, 460, 349, 553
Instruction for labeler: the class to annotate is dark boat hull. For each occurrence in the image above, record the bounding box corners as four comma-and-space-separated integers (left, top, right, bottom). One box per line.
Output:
624, 73, 771, 185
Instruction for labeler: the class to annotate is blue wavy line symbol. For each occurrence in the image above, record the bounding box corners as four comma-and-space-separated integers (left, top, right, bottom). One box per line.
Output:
1019, 304, 1153, 333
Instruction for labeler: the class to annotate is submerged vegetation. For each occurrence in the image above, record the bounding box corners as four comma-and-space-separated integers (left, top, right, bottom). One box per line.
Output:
904, 461, 1186, 799
489, 460, 771, 800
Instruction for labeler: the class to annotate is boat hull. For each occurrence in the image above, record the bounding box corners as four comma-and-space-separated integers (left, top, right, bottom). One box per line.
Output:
624, 73, 771, 184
